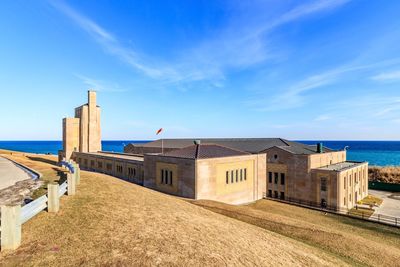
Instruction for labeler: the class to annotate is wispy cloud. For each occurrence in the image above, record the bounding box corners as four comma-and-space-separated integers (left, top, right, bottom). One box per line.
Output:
250, 58, 400, 111
371, 70, 400, 81
74, 74, 127, 92
314, 114, 331, 121
48, 0, 179, 80
49, 0, 351, 86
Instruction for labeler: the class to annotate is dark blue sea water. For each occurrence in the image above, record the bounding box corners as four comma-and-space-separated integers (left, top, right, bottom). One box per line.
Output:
0, 140, 400, 166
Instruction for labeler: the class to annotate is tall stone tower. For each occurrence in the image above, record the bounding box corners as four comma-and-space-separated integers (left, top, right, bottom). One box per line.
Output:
59, 90, 102, 161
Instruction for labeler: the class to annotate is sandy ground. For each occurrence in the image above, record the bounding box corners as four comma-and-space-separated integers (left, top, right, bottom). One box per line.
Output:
371, 189, 400, 218
0, 156, 31, 190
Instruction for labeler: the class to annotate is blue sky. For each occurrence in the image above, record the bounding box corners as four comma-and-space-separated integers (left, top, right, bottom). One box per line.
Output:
1, 0, 400, 140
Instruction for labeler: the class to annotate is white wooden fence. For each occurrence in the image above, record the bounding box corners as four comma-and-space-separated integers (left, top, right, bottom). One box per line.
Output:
0, 160, 80, 250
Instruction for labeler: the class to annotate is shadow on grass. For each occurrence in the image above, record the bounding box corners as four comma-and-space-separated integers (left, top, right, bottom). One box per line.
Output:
333, 214, 400, 238
27, 156, 58, 166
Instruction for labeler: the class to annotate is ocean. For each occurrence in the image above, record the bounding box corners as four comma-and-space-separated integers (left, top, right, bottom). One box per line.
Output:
0, 140, 400, 166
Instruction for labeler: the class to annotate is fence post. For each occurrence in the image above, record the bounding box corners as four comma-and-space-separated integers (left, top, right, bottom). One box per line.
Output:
1, 205, 22, 250
75, 164, 80, 185
47, 183, 60, 213
67, 173, 76, 196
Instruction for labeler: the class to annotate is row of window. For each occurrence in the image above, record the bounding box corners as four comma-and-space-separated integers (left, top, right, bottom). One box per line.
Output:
267, 190, 285, 200
344, 169, 367, 189
161, 169, 173, 185
77, 158, 138, 177
268, 172, 285, 185
225, 168, 247, 184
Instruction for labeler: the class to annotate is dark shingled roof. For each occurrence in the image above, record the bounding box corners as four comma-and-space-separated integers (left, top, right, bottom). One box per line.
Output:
132, 138, 336, 155
162, 144, 250, 159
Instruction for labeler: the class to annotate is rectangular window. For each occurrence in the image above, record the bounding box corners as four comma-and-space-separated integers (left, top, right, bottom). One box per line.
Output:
344, 177, 346, 189
231, 170, 234, 183
236, 170, 238, 182
268, 190, 272, 197
98, 162, 102, 168
280, 192, 285, 200
240, 169, 243, 181
321, 177, 327, 191
161, 169, 164, 184
106, 163, 112, 171
274, 191, 278, 198
280, 173, 285, 185
268, 172, 272, 183
274, 173, 278, 184
349, 175, 352, 186
244, 168, 247, 180
226, 171, 229, 184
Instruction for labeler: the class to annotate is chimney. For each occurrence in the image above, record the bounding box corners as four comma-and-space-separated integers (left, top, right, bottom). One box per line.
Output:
193, 140, 201, 145
317, 143, 323, 153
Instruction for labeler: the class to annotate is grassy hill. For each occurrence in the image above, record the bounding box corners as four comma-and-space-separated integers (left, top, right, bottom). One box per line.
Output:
0, 152, 399, 266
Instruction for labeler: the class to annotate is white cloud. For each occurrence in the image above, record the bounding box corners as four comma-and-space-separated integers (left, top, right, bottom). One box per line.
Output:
49, 0, 351, 87
314, 114, 331, 121
371, 70, 400, 81
74, 74, 127, 92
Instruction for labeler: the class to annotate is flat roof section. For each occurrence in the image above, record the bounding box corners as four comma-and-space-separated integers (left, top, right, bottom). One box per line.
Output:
315, 161, 367, 172
75, 151, 144, 162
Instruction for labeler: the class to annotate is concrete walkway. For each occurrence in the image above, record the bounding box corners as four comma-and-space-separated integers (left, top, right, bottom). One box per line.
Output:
0, 156, 31, 190
370, 189, 400, 218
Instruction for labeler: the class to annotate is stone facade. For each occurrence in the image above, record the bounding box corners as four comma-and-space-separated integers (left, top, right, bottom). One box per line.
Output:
60, 91, 368, 207
144, 153, 266, 204
59, 90, 101, 161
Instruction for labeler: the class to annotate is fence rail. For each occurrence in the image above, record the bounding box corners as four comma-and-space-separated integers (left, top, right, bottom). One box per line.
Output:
0, 159, 81, 251
20, 195, 48, 224
58, 181, 68, 197
262, 193, 399, 228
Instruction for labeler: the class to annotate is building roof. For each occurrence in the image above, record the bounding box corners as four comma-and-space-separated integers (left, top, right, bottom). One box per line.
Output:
128, 138, 336, 155
161, 143, 250, 159
75, 151, 144, 162
315, 161, 367, 172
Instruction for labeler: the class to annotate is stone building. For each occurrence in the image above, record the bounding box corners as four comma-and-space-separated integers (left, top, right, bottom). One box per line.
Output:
58, 90, 101, 161
60, 91, 368, 208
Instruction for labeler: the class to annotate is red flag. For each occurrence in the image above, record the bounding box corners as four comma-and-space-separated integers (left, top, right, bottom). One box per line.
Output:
156, 128, 163, 135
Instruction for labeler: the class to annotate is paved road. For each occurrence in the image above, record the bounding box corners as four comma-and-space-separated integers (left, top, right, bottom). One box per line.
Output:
0, 156, 31, 190
370, 189, 400, 218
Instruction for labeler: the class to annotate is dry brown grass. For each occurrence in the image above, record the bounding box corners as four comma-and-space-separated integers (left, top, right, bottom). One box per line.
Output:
192, 199, 400, 266
369, 166, 400, 183
0, 154, 349, 266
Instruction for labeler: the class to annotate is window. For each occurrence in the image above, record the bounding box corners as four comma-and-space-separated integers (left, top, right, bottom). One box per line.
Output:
280, 173, 285, 185
268, 172, 272, 183
161, 169, 173, 185
344, 177, 346, 189
106, 163, 112, 171
226, 168, 247, 184
274, 154, 278, 160
280, 192, 285, 200
274, 173, 278, 184
98, 162, 103, 168
274, 191, 278, 198
244, 168, 247, 180
91, 160, 95, 167
355, 173, 357, 184
268, 190, 272, 197
320, 177, 327, 191
349, 174, 352, 186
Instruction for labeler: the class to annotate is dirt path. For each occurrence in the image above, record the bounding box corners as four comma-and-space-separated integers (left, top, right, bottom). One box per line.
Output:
0, 156, 31, 190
